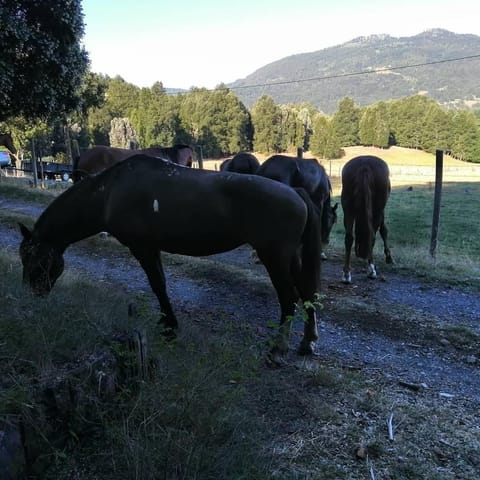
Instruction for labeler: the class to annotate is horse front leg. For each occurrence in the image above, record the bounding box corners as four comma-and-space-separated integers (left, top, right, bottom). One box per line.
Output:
129, 247, 178, 337
258, 251, 298, 363
291, 251, 319, 356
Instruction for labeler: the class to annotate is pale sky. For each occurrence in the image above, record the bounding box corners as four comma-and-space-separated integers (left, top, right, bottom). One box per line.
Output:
81, 0, 480, 90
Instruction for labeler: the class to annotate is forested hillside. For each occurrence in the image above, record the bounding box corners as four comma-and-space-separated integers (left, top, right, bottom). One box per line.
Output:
229, 29, 480, 113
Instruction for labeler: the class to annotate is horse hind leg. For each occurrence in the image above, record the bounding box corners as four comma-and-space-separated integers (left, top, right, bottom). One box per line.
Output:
342, 222, 354, 284
367, 262, 377, 279
380, 219, 394, 264
366, 238, 377, 279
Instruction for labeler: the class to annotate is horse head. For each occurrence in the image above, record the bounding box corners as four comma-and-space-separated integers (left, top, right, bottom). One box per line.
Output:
1, 133, 17, 154
19, 223, 64, 296
175, 145, 194, 167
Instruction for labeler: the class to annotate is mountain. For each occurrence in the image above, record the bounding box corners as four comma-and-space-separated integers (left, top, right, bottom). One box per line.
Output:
228, 29, 480, 113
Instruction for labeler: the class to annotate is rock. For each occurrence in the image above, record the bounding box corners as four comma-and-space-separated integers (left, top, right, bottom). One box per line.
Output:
466, 355, 477, 365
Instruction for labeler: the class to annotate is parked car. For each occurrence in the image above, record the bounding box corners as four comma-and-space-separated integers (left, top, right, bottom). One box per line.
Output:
0, 150, 11, 167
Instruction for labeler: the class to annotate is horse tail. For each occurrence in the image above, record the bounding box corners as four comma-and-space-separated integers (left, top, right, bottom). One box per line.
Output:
294, 187, 322, 294
354, 166, 374, 259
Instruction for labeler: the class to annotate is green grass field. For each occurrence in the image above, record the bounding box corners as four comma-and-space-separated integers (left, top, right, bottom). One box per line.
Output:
326, 180, 480, 288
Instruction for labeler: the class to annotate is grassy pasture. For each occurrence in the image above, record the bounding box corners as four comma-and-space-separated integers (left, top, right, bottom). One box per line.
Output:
325, 180, 480, 289
199, 145, 480, 288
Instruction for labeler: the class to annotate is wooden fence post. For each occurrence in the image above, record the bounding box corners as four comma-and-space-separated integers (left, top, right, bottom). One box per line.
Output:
31, 138, 38, 188
297, 147, 303, 158
430, 149, 444, 258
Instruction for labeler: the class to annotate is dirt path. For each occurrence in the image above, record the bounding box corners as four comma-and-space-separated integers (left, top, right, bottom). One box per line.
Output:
2, 197, 479, 405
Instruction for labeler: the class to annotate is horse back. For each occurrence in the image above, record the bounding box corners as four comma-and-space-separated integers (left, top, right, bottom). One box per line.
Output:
100, 156, 308, 253
220, 152, 259, 174
342, 155, 390, 208
257, 154, 298, 184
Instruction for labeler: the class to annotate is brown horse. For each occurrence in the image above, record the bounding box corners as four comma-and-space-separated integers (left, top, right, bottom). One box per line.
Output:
19, 155, 323, 361
72, 144, 194, 182
341, 155, 393, 284
256, 154, 338, 255
219, 152, 260, 174
0, 133, 18, 167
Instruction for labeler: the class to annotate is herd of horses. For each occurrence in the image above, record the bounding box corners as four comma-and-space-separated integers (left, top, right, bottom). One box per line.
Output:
16, 139, 393, 361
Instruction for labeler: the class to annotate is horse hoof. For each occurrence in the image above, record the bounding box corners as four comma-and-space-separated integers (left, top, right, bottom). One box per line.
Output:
386, 256, 394, 264
367, 264, 377, 279
321, 252, 328, 260
158, 326, 177, 341
266, 349, 287, 367
342, 273, 352, 284
297, 341, 316, 356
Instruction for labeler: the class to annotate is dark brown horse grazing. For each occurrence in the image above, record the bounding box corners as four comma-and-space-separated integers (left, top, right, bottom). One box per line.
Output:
0, 133, 18, 167
72, 144, 194, 182
19, 155, 323, 361
256, 154, 338, 255
341, 155, 393, 284
219, 152, 260, 174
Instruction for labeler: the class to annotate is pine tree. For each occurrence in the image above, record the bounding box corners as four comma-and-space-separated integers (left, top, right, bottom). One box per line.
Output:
251, 96, 282, 154
332, 97, 360, 147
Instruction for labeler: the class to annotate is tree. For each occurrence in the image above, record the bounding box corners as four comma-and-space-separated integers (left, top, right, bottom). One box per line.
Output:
310, 114, 341, 159
359, 102, 390, 148
389, 95, 433, 148
450, 110, 480, 162
332, 97, 360, 147
419, 103, 452, 153
86, 76, 140, 146
251, 96, 282, 154
0, 0, 89, 121
178, 87, 251, 157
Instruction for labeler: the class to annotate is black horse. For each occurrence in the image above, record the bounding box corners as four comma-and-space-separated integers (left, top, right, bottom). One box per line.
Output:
219, 152, 260, 174
19, 155, 323, 361
72, 144, 194, 182
341, 155, 393, 284
256, 154, 338, 255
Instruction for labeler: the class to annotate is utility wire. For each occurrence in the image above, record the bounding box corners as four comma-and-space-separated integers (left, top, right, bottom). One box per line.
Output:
105, 53, 480, 97
227, 53, 480, 91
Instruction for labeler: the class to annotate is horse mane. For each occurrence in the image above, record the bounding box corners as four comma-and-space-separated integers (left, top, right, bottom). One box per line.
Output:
354, 165, 374, 259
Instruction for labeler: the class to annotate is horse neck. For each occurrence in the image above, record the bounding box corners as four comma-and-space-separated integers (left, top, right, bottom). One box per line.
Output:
35, 180, 106, 251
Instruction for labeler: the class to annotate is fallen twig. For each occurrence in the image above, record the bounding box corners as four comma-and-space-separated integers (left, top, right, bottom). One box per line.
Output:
387, 413, 394, 441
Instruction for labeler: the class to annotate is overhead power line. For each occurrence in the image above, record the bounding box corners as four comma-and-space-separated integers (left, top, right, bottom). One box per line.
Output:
225, 53, 480, 91
105, 53, 480, 98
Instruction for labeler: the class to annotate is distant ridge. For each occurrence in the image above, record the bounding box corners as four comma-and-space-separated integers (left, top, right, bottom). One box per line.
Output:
227, 29, 480, 113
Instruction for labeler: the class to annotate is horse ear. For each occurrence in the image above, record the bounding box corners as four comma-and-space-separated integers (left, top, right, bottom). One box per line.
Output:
19, 222, 32, 240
